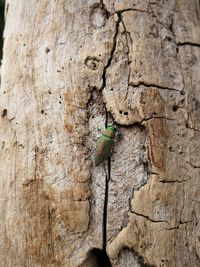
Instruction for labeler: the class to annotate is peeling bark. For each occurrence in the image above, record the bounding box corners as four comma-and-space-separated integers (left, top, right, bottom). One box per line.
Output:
0, 0, 200, 266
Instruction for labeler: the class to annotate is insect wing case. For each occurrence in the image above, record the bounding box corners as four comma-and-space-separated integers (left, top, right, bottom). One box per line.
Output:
95, 135, 114, 166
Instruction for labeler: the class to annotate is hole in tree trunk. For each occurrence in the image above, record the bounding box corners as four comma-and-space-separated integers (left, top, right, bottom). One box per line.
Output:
81, 248, 112, 267
92, 248, 112, 267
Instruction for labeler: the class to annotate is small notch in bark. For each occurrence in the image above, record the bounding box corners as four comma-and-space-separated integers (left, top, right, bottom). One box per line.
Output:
45, 47, 50, 53
166, 36, 172, 42
172, 105, 178, 112
180, 90, 185, 96
1, 109, 7, 118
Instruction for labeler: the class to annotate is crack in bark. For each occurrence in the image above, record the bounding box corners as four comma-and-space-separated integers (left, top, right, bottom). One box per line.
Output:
159, 178, 191, 184
185, 215, 192, 265
177, 42, 200, 48
120, 14, 131, 63
166, 220, 192, 230
114, 8, 149, 15
100, 15, 120, 91
129, 81, 181, 92
141, 116, 176, 124
48, 206, 55, 259
187, 161, 200, 169
23, 179, 36, 186
131, 210, 170, 224
179, 182, 187, 235
101, 14, 121, 252
119, 14, 132, 102
34, 146, 39, 181
115, 116, 175, 128
102, 167, 108, 250
186, 125, 200, 132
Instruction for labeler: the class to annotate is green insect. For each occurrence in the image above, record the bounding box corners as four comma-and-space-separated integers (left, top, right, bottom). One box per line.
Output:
95, 125, 117, 166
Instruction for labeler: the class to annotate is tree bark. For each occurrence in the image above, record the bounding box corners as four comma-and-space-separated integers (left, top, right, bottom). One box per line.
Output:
0, 0, 200, 266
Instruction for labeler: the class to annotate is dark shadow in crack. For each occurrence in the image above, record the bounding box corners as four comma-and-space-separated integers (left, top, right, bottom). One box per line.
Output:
81, 248, 112, 267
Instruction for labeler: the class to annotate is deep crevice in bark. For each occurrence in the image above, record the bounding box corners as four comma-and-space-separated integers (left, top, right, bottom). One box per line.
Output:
102, 109, 110, 251
92, 248, 112, 267
101, 12, 121, 253
102, 155, 111, 251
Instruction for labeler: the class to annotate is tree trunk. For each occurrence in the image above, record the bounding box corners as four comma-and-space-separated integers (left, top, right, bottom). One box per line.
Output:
0, 0, 200, 266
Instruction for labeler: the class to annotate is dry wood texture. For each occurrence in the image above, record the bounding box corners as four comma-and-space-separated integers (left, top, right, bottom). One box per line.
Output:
0, 0, 200, 266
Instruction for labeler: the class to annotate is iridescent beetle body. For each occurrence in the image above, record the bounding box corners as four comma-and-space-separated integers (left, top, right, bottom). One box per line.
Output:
95, 125, 117, 166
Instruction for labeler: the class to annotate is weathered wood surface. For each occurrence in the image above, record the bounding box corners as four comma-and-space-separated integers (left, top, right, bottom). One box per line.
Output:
0, 0, 200, 266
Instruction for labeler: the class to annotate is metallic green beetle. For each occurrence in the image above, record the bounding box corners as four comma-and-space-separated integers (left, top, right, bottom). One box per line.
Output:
95, 125, 117, 166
